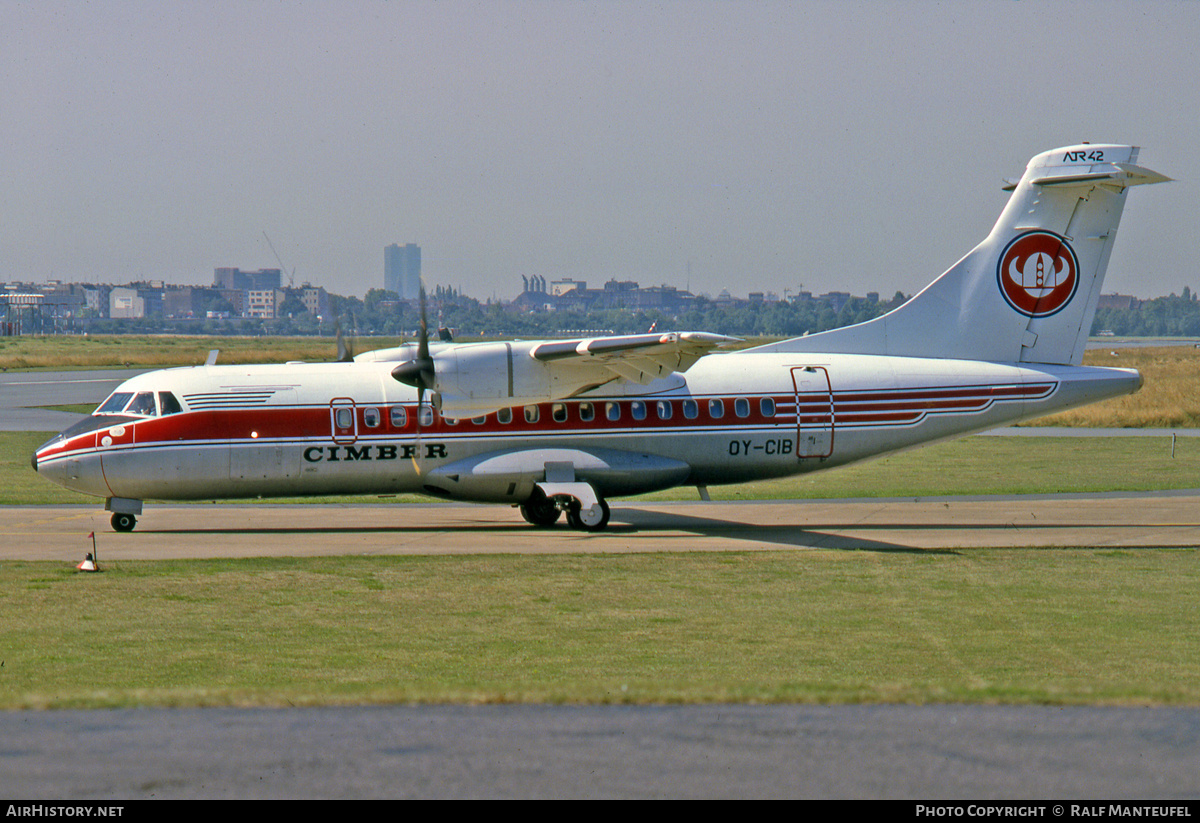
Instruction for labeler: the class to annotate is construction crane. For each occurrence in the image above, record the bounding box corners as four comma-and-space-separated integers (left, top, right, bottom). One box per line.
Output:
262, 232, 295, 287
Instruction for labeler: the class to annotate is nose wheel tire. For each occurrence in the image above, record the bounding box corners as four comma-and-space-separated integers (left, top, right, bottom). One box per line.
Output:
111, 512, 137, 532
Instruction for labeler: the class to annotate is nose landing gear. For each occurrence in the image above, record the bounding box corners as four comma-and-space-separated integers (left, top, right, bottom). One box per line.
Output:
105, 497, 143, 532
110, 512, 137, 532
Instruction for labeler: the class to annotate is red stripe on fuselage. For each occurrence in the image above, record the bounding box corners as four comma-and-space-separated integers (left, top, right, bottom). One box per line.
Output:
50, 382, 1056, 453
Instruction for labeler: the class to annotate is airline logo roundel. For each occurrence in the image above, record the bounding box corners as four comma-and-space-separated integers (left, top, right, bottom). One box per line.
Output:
996, 230, 1080, 317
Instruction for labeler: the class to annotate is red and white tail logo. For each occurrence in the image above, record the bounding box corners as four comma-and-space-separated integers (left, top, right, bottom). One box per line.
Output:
997, 230, 1079, 318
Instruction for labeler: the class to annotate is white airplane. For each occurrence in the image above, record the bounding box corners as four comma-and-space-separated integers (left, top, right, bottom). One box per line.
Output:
33, 143, 1169, 533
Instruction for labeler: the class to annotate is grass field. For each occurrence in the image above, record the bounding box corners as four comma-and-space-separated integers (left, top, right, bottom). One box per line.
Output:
1030, 345, 1200, 428
0, 334, 358, 370
2, 549, 1197, 709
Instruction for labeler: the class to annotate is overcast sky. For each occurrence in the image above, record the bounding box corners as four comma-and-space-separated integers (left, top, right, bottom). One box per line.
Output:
3, 0, 1197, 301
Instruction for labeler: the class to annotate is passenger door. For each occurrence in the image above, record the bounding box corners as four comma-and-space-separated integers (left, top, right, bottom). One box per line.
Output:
790, 366, 834, 459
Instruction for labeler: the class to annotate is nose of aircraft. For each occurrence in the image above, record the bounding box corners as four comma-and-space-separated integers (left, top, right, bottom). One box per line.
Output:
32, 433, 65, 483
31, 431, 65, 472
30, 418, 120, 499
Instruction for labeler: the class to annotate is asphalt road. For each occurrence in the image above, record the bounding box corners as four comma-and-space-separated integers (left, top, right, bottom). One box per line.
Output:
2, 704, 1197, 799
0, 368, 148, 431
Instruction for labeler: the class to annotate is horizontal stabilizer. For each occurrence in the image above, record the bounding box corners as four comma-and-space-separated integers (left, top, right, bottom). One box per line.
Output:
1027, 162, 1171, 189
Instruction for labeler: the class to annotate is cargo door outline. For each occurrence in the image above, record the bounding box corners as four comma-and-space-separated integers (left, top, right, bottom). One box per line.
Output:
231, 388, 296, 481
791, 366, 834, 459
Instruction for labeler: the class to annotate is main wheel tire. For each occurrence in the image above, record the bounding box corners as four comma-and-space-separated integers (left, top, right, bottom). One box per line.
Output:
519, 492, 561, 527
111, 512, 137, 532
568, 499, 610, 532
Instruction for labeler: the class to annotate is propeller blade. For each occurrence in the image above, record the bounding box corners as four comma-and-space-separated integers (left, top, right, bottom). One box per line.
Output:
417, 283, 430, 363
389, 285, 435, 388
412, 387, 425, 475
335, 321, 353, 362
411, 282, 432, 475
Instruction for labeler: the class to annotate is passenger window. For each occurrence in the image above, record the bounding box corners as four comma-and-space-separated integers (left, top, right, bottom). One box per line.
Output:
498, 407, 513, 424
552, 403, 568, 423
390, 406, 408, 428
159, 392, 182, 416
708, 399, 725, 419
734, 398, 750, 418
578, 402, 594, 422
760, 397, 776, 418
682, 399, 698, 419
630, 401, 646, 420
473, 416, 486, 425
525, 405, 539, 423
656, 400, 673, 420
335, 407, 354, 428
443, 416, 458, 425
419, 405, 435, 427
127, 392, 158, 416
97, 392, 133, 414
363, 407, 381, 428
605, 402, 621, 422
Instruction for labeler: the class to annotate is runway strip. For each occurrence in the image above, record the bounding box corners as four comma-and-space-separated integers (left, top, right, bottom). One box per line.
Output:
5, 491, 1200, 560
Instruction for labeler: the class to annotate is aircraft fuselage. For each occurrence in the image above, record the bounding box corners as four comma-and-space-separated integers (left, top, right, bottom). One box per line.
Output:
33, 351, 1140, 510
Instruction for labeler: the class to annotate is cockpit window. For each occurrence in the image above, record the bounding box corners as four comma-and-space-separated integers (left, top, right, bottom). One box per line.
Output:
96, 392, 133, 415
159, 392, 182, 416
126, 392, 158, 416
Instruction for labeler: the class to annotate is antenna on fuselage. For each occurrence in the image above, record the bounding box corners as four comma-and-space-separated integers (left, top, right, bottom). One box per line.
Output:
205, 350, 219, 366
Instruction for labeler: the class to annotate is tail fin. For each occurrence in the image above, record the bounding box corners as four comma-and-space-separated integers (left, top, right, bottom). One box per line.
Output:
759, 144, 1169, 365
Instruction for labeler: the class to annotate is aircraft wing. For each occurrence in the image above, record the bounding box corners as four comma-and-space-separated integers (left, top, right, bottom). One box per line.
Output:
368, 330, 740, 414
529, 331, 740, 384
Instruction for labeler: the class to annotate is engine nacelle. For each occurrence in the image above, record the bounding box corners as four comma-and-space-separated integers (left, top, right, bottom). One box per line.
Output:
432, 341, 615, 415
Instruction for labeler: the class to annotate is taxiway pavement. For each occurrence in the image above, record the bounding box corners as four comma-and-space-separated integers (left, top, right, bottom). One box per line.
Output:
4, 491, 1199, 561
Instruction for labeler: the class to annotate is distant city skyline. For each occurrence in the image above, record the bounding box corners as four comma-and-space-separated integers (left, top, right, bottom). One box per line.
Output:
3, 2, 1198, 302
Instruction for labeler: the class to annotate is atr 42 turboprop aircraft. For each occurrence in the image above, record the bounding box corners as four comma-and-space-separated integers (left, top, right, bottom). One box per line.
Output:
34, 144, 1169, 532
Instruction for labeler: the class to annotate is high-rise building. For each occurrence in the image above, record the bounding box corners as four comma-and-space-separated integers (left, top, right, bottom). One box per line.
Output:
384, 243, 422, 300
213, 267, 282, 291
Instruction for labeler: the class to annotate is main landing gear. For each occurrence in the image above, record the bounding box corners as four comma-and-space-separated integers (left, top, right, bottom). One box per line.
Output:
566, 498, 610, 531
519, 486, 611, 532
